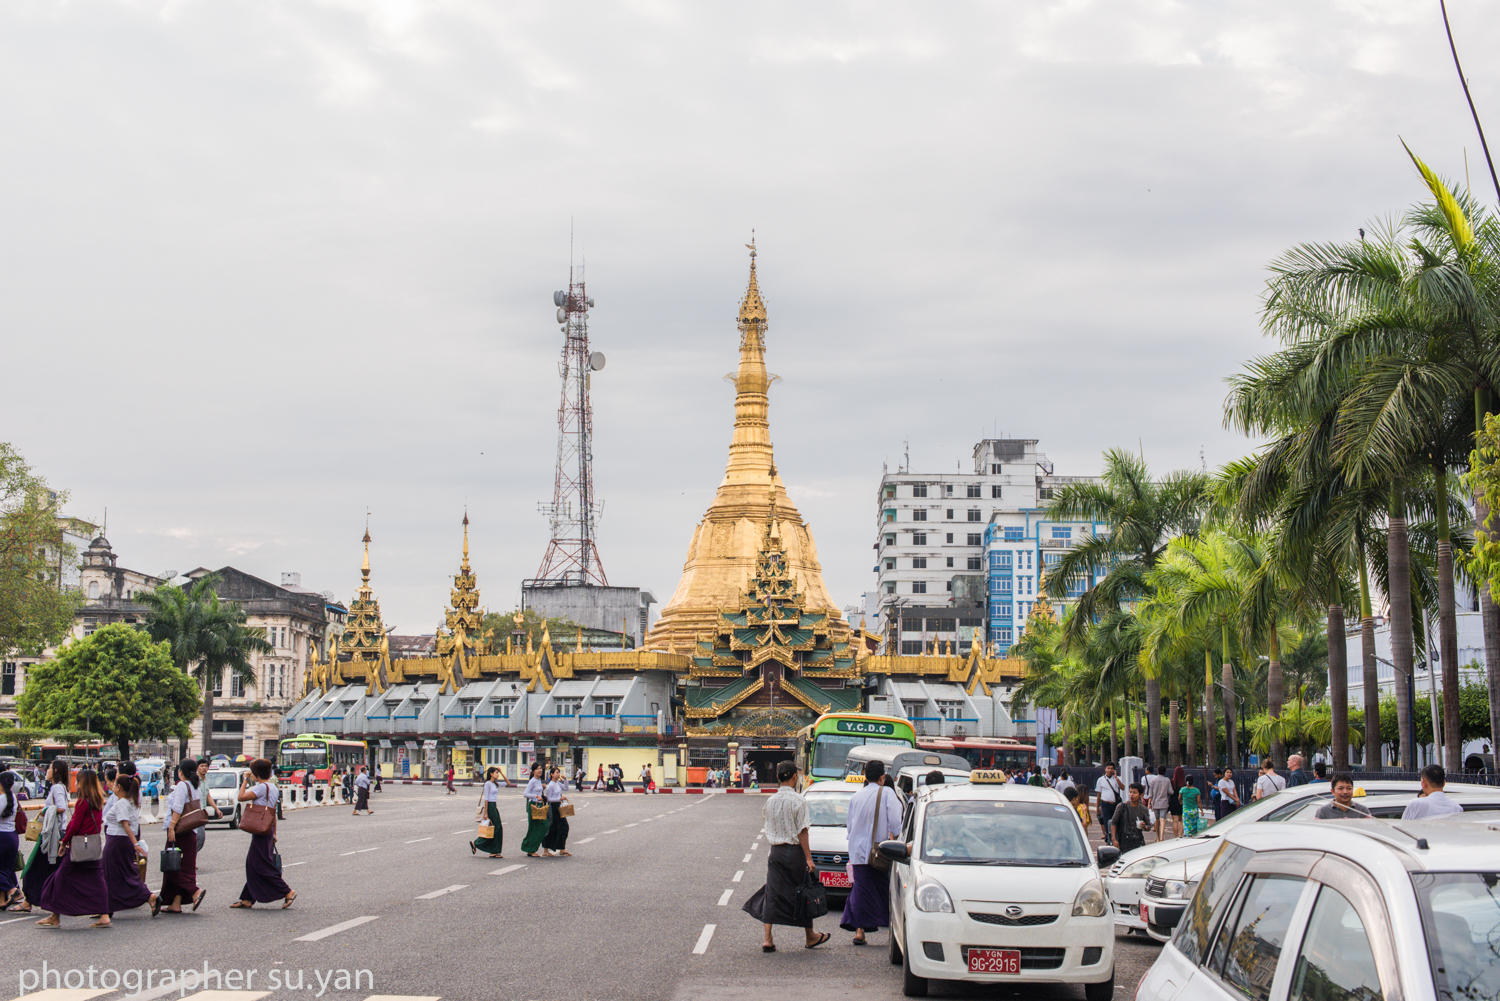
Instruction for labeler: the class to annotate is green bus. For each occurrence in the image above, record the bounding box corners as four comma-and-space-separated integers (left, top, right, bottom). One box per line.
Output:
795, 712, 917, 783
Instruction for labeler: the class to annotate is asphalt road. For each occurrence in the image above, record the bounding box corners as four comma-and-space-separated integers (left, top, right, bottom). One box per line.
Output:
4, 785, 1164, 1001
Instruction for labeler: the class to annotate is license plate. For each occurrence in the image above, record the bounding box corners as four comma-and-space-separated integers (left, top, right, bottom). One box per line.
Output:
967, 948, 1021, 974
819, 871, 852, 888
1141, 901, 1150, 922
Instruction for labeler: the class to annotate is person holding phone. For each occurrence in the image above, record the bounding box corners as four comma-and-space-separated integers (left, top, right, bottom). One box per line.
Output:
1109, 783, 1151, 853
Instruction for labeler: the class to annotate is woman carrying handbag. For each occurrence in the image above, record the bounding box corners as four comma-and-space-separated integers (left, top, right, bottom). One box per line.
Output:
0, 773, 20, 909
36, 768, 110, 928
470, 766, 504, 858
101, 773, 157, 920
230, 759, 295, 909
541, 766, 571, 857
160, 760, 208, 913
519, 763, 550, 857
16, 760, 71, 914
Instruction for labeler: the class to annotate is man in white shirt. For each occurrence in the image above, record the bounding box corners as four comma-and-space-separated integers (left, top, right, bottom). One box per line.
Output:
748, 761, 828, 952
841, 760, 903, 945
1402, 764, 1465, 820
1094, 765, 1124, 846
1252, 759, 1287, 801
1053, 770, 1076, 796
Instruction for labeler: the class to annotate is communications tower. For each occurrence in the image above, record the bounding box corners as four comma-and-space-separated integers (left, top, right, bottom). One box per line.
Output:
531, 267, 609, 586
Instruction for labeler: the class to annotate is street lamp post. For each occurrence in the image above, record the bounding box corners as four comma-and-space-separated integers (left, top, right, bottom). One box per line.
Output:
1212, 681, 1247, 769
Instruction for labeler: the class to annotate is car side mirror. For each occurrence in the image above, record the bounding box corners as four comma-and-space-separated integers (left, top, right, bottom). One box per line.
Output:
877, 840, 910, 864
1097, 845, 1120, 868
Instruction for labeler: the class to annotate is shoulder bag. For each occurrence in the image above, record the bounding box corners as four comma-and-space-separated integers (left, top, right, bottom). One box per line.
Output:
240, 803, 275, 836
175, 801, 208, 835
70, 833, 104, 862
867, 787, 892, 873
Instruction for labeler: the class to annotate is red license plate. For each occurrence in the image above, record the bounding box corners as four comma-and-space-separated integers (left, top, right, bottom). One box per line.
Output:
819, 871, 852, 888
1141, 901, 1150, 922
967, 948, 1021, 974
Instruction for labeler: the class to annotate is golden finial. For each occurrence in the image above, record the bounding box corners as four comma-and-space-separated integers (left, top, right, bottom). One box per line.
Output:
361, 518, 371, 585
461, 510, 471, 570
738, 233, 767, 324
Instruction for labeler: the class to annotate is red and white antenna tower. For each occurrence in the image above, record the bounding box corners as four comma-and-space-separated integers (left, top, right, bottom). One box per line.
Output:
532, 261, 608, 586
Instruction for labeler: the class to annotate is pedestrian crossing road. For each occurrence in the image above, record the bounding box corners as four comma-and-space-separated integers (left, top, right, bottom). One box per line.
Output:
5, 785, 1161, 1000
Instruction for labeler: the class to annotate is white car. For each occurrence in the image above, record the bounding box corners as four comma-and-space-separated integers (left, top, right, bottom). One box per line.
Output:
1103, 779, 1500, 935
202, 767, 252, 827
1136, 818, 1500, 1000
880, 771, 1117, 1000
806, 783, 858, 903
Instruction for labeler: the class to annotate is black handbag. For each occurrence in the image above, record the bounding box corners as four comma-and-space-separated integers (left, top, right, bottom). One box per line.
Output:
271, 849, 283, 873
795, 872, 829, 922
160, 847, 182, 872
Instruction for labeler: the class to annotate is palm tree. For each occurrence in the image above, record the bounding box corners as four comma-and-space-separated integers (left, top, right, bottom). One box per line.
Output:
138, 576, 272, 756
1045, 449, 1210, 768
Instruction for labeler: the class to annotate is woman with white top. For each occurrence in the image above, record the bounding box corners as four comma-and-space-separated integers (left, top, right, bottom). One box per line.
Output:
102, 773, 157, 919
520, 763, 550, 857
230, 759, 295, 909
470, 766, 504, 858
160, 760, 207, 913
17, 760, 71, 913
0, 772, 19, 908
541, 766, 570, 857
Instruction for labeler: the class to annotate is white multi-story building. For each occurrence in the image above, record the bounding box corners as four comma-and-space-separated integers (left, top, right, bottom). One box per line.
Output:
872, 438, 1101, 654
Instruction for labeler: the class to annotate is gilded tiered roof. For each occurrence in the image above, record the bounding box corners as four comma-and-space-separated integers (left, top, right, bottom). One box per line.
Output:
648, 240, 849, 655
433, 513, 488, 695
339, 528, 395, 695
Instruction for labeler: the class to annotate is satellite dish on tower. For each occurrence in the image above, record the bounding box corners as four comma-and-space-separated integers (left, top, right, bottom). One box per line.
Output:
589, 352, 606, 371
553, 290, 566, 307
556, 308, 567, 324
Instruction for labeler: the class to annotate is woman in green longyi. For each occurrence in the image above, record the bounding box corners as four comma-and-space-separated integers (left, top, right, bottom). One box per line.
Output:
470, 767, 504, 858
520, 763, 550, 857
1179, 776, 1204, 837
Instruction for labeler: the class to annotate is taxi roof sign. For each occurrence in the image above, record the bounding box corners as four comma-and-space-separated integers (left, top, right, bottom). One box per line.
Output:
845, 775, 866, 784
970, 769, 1008, 784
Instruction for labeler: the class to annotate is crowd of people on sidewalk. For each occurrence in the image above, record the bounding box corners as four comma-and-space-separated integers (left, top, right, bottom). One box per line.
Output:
2, 755, 298, 926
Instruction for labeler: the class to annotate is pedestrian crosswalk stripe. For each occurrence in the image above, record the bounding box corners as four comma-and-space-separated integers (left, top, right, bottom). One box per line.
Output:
177, 992, 270, 1001
488, 863, 526, 876
717, 889, 733, 906
4, 990, 111, 1001
294, 915, 380, 941
415, 884, 468, 899
361, 996, 441, 1001
692, 923, 716, 955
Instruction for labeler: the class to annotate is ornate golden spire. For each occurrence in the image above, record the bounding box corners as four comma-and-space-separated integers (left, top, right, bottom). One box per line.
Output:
738, 233, 767, 324
360, 525, 371, 588
436, 511, 484, 694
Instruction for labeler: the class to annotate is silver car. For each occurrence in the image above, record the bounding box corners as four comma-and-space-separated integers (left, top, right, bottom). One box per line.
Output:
805, 784, 859, 904
1135, 818, 1500, 1000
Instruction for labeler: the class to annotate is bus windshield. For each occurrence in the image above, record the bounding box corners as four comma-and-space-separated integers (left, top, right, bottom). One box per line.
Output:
811, 735, 910, 778
278, 746, 327, 771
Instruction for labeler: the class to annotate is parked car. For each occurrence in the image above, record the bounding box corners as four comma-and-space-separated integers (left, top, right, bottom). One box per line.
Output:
806, 783, 859, 905
1135, 818, 1500, 1000
202, 766, 251, 827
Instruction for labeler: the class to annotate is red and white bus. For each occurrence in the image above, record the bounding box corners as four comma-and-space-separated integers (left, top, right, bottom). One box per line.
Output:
916, 736, 1035, 772
276, 734, 367, 782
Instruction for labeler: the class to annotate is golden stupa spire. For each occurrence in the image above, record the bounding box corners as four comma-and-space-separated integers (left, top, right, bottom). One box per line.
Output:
461, 509, 471, 571
647, 240, 849, 654
360, 523, 371, 589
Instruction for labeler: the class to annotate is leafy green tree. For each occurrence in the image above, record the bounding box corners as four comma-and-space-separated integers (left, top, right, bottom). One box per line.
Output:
0, 443, 82, 661
137, 577, 270, 756
17, 624, 200, 759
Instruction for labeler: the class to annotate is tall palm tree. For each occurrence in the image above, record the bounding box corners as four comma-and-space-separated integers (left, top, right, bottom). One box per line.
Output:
1045, 449, 1210, 768
138, 576, 272, 756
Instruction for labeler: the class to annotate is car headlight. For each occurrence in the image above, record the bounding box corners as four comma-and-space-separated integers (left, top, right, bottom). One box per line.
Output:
1117, 855, 1167, 879
1163, 880, 1188, 900
1072, 880, 1107, 917
914, 875, 955, 913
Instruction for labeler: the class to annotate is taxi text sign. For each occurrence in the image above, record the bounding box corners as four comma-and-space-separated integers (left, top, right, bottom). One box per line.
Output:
834, 719, 895, 736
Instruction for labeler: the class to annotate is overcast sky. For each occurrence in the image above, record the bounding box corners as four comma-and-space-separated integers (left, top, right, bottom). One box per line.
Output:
3, 0, 1496, 631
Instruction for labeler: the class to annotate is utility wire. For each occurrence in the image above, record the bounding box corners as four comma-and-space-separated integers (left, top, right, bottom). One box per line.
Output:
1440, 0, 1500, 204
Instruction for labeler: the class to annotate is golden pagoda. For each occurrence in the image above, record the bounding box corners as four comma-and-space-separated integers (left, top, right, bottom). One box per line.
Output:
434, 512, 486, 695
648, 240, 850, 654
342, 527, 395, 695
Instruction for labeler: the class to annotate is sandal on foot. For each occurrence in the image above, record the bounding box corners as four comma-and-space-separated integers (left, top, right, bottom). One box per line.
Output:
6, 902, 31, 913
192, 889, 208, 911
230, 901, 254, 908
806, 932, 831, 950
91, 919, 111, 928
852, 937, 868, 946
762, 944, 776, 953
282, 892, 296, 909
36, 918, 59, 927
149, 895, 160, 918
469, 841, 477, 855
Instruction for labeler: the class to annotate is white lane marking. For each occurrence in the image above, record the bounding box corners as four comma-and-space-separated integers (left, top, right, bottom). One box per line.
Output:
405, 837, 434, 843
575, 837, 596, 844
453, 829, 470, 834
750, 843, 758, 850
655, 814, 666, 818
295, 914, 380, 941
742, 854, 752, 862
489, 863, 526, 876
339, 851, 356, 856
733, 870, 744, 882
717, 889, 733, 906
284, 861, 309, 867
602, 829, 619, 834
692, 923, 717, 955
640, 818, 653, 823
416, 884, 469, 899
625, 823, 639, 827
0, 915, 33, 926
356, 846, 380, 853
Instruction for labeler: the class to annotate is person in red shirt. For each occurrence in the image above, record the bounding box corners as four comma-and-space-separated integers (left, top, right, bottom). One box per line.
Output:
36, 768, 110, 928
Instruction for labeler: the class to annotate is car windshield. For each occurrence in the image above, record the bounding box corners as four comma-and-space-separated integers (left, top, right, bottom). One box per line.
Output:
1412, 871, 1500, 999
807, 793, 854, 827
205, 772, 240, 789
921, 799, 1088, 866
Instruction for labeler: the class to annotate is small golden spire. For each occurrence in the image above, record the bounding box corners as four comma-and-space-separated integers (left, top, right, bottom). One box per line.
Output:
739, 233, 767, 324
360, 525, 371, 585
461, 510, 470, 571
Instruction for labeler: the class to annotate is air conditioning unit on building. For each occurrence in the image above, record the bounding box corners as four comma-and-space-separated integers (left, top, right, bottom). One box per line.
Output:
952, 725, 965, 737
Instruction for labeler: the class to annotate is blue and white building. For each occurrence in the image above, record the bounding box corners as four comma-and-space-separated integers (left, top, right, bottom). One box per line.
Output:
985, 511, 1104, 655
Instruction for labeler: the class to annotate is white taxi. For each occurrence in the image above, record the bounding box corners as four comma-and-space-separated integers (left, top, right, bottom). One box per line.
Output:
879, 770, 1118, 1000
